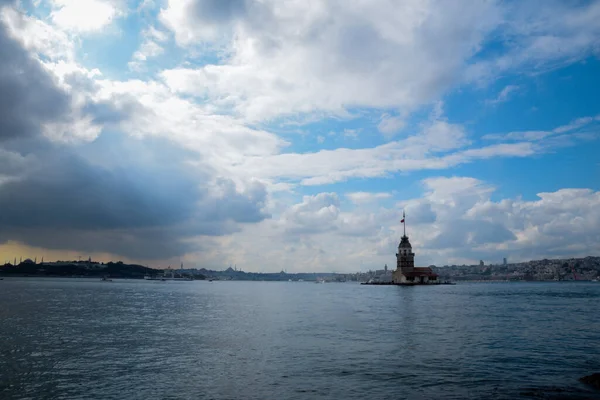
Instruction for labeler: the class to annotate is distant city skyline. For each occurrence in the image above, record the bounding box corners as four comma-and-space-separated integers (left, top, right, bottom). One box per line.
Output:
0, 252, 586, 274
0, 0, 599, 272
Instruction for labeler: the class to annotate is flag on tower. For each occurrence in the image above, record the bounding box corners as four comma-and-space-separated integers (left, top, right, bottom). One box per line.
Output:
401, 211, 406, 236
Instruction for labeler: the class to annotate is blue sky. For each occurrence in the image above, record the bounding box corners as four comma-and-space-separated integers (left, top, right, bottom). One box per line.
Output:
0, 0, 599, 271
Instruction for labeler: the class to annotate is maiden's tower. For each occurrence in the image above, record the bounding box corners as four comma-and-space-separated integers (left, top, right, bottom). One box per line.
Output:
392, 212, 438, 284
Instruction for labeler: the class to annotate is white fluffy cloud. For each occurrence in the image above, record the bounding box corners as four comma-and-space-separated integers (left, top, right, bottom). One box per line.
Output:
280, 193, 341, 235
378, 114, 406, 137
346, 192, 392, 205
128, 26, 169, 71
159, 0, 600, 124
49, 0, 120, 32
90, 78, 289, 173
160, 0, 501, 121
211, 177, 600, 272
1, 6, 73, 59
400, 177, 600, 265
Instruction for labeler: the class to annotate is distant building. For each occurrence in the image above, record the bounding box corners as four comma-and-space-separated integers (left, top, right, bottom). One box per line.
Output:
480, 260, 484, 266
503, 258, 507, 266
392, 213, 438, 284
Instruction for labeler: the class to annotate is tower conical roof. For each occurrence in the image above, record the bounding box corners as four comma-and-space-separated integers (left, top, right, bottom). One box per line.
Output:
398, 235, 412, 249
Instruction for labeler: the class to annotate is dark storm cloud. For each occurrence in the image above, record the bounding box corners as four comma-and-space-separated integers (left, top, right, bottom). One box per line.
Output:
0, 135, 270, 259
0, 4, 271, 259
0, 152, 196, 230
0, 12, 72, 142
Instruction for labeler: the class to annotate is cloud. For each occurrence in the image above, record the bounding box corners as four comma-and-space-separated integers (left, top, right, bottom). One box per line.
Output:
281, 193, 340, 235
486, 85, 520, 105
283, 193, 391, 238
483, 114, 600, 142
343, 129, 359, 139
401, 202, 436, 225
0, 6, 73, 142
1, 0, 598, 271
346, 192, 391, 205
399, 177, 600, 264
137, 0, 155, 12
160, 0, 501, 121
228, 116, 538, 186
90, 78, 289, 176
49, 0, 120, 33
160, 0, 252, 44
0, 135, 271, 259
0, 4, 118, 146
1, 6, 73, 60
378, 114, 406, 137
128, 26, 169, 71
159, 0, 600, 124
465, 1, 600, 83
0, 5, 272, 260
218, 177, 600, 271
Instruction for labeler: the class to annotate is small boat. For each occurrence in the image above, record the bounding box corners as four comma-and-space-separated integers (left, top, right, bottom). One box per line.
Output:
101, 276, 112, 282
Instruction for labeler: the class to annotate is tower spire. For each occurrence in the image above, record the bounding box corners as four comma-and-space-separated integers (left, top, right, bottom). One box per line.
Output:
401, 210, 406, 237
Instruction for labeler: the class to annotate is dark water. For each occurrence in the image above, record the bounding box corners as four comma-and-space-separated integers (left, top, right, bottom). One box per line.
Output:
1, 279, 599, 400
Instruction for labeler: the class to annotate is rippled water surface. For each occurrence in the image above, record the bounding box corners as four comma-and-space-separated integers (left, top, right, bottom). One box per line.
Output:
1, 279, 599, 399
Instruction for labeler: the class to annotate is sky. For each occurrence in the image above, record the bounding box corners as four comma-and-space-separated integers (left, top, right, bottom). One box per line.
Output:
0, 0, 599, 272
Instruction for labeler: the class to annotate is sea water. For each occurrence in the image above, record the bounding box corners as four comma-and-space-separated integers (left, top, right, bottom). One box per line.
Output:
1, 278, 599, 399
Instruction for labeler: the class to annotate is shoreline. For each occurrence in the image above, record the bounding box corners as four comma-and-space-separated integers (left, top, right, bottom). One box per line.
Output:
3, 275, 597, 284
